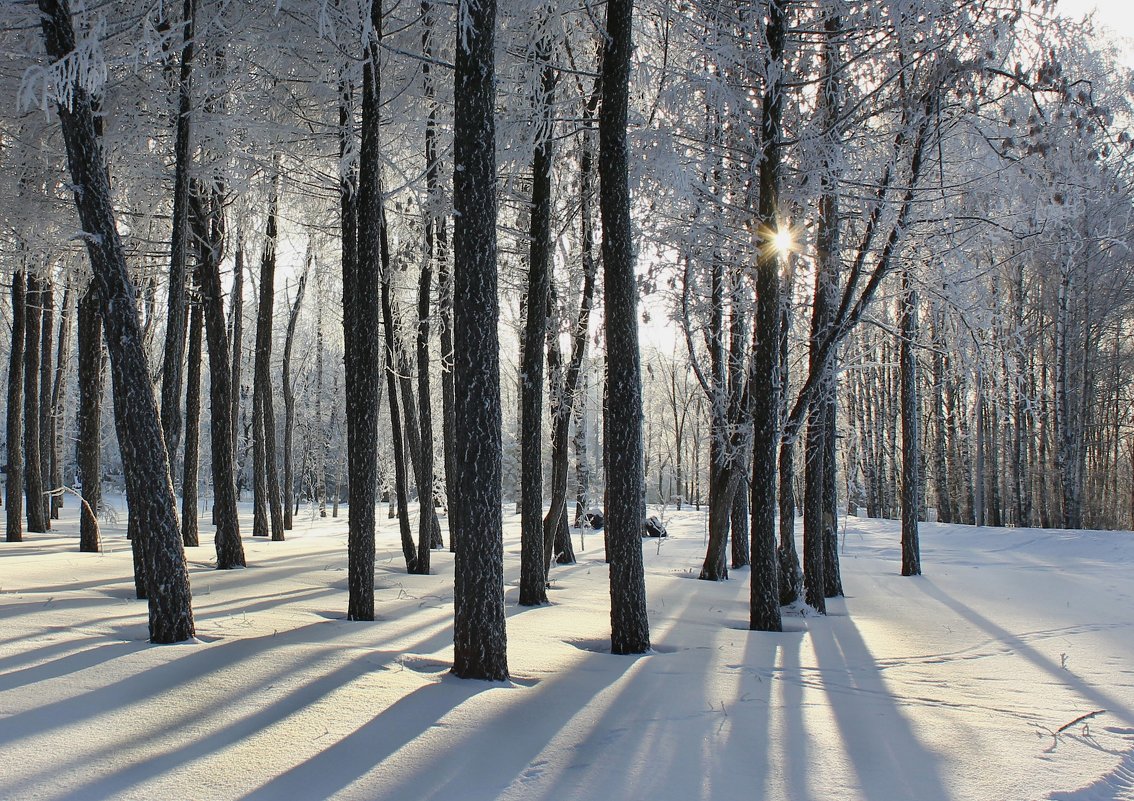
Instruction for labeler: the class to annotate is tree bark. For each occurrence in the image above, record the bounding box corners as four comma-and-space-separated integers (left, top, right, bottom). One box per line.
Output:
253, 172, 285, 541
601, 0, 651, 655
282, 257, 309, 531
451, 0, 509, 679
900, 272, 921, 575
76, 285, 102, 553
23, 275, 47, 533
38, 281, 54, 526
519, 31, 555, 607
191, 186, 244, 569
181, 298, 203, 547
39, 0, 194, 643
48, 288, 73, 519
160, 0, 197, 473
5, 270, 26, 542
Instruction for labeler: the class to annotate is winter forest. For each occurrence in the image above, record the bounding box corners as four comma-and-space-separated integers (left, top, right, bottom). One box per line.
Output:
2, 0, 1134, 799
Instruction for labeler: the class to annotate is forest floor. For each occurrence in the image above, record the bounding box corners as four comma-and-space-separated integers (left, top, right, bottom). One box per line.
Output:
1, 497, 1132, 800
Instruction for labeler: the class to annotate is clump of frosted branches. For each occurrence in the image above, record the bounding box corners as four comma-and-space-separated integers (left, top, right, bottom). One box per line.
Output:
19, 12, 109, 113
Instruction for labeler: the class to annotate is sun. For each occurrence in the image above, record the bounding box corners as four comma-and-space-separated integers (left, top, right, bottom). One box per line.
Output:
771, 227, 794, 255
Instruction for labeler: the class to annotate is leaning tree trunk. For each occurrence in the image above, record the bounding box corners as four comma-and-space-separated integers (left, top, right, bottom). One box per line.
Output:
23, 274, 47, 533
76, 285, 102, 553
383, 266, 419, 573
39, 0, 194, 643
48, 289, 73, 519
5, 270, 26, 542
282, 256, 309, 531
451, 0, 509, 680
181, 298, 203, 547
600, 0, 651, 655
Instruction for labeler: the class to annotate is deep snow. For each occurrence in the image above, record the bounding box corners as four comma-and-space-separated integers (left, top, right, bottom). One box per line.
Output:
1, 499, 1132, 800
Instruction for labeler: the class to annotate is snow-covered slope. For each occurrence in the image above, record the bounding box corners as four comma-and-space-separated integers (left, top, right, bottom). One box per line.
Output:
1, 501, 1131, 800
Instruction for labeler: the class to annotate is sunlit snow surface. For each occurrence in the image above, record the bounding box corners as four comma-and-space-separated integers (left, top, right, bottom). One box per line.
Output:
1, 500, 1132, 800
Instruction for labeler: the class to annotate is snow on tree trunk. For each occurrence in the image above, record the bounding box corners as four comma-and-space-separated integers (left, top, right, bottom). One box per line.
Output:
900, 272, 921, 576
48, 289, 73, 520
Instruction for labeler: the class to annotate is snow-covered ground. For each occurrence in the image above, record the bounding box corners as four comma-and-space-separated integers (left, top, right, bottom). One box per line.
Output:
1, 498, 1132, 801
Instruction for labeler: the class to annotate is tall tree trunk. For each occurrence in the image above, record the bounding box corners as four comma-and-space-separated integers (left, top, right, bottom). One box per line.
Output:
342, 25, 379, 617
282, 255, 310, 531
39, 0, 194, 642
181, 298, 203, 547
192, 186, 244, 569
519, 29, 555, 607
229, 239, 244, 497
383, 266, 419, 572
6, 270, 26, 542
451, 0, 508, 680
601, 0, 651, 655
900, 271, 921, 575
38, 280, 54, 526
930, 308, 952, 523
253, 172, 285, 541
419, 0, 443, 559
160, 0, 197, 473
48, 288, 73, 519
77, 285, 102, 553
24, 275, 47, 533
315, 308, 327, 517
749, 0, 787, 631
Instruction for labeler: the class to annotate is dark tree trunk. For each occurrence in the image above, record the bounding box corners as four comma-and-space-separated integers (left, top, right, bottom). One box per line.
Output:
731, 464, 751, 569
39, 0, 194, 643
451, 0, 508, 680
49, 289, 73, 520
805, 13, 839, 603
931, 309, 952, 523
77, 285, 102, 553
383, 269, 419, 573
519, 32, 555, 607
418, 0, 442, 560
181, 298, 203, 547
24, 275, 47, 533
229, 240, 243, 497
544, 94, 598, 567
191, 187, 244, 569
253, 173, 285, 541
749, 0, 786, 632
600, 0, 650, 655
160, 0, 196, 474
900, 272, 921, 576
282, 258, 309, 531
341, 43, 377, 618
822, 390, 843, 596
6, 271, 25, 542
315, 309, 327, 517
38, 281, 54, 526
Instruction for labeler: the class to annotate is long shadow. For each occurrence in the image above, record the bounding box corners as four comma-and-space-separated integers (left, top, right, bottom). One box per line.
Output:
5, 609, 460, 798
775, 629, 820, 801
0, 640, 147, 693
370, 651, 642, 801
809, 614, 954, 801
914, 579, 1134, 725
